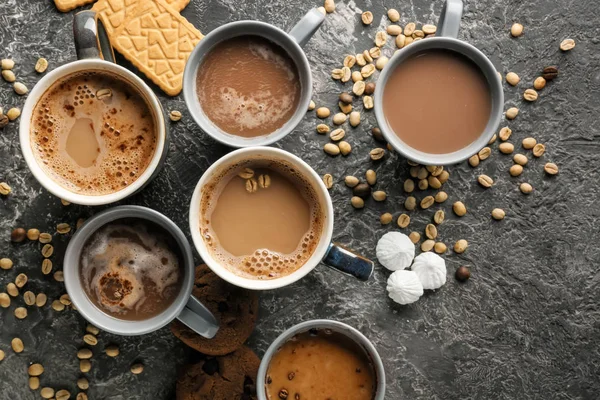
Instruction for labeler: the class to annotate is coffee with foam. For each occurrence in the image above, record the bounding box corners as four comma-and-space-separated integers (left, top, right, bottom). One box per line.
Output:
30, 70, 157, 196
79, 219, 182, 320
199, 158, 324, 280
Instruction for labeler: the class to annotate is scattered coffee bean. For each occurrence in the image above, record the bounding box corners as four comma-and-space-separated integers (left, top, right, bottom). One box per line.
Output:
0, 293, 10, 308
544, 162, 559, 175
1, 70, 14, 82
54, 271, 64, 282
396, 34, 406, 48
131, 363, 144, 374
35, 57, 49, 73
56, 389, 71, 400
41, 244, 54, 258
370, 148, 385, 161
371, 127, 385, 142
77, 377, 89, 390
423, 24, 437, 34
510, 23, 524, 37
523, 88, 538, 101
421, 240, 435, 252
324, 143, 340, 156
322, 174, 333, 189
380, 213, 393, 225
375, 31, 387, 47
522, 137, 537, 149
506, 107, 519, 120
404, 22, 416, 36
86, 324, 100, 336
339, 92, 353, 104
542, 66, 558, 81
7, 282, 18, 297
361, 11, 373, 24
513, 154, 528, 166
520, 182, 533, 194
258, 174, 271, 189
387, 25, 402, 36
428, 176, 441, 189
11, 228, 26, 242
28, 363, 44, 376
168, 110, 182, 122
405, 196, 416, 211
77, 392, 89, 400
499, 142, 514, 154
80, 360, 91, 373
455, 266, 471, 282
316, 107, 330, 119
59, 294, 71, 306
363, 95, 374, 109
13, 82, 28, 95
454, 239, 468, 254
78, 348, 93, 360
1, 59, 15, 70
418, 179, 428, 191
492, 208, 506, 220
345, 176, 359, 188
6, 107, 21, 121
468, 154, 480, 167
499, 127, 512, 141
11, 337, 24, 353
369, 46, 381, 59
403, 179, 415, 193
409, 231, 420, 244
343, 55, 356, 68
425, 224, 438, 240
316, 124, 330, 135
52, 300, 65, 311
340, 66, 351, 82
0, 258, 12, 270
365, 82, 376, 95
453, 201, 467, 217
39, 232, 52, 243
533, 143, 546, 157
478, 147, 492, 160
372, 191, 387, 201
560, 38, 575, 51
24, 291, 35, 306
76, 218, 86, 229
365, 170, 377, 186
533, 77, 546, 90
435, 191, 448, 203
421, 196, 435, 209
56, 223, 71, 234
41, 387, 55, 399
36, 293, 47, 307
41, 259, 52, 275
332, 113, 347, 125
245, 178, 258, 194
308, 100, 315, 111
349, 111, 361, 127
434, 242, 447, 254
324, 0, 335, 13
509, 164, 524, 177
376, 56, 389, 70
351, 196, 365, 209
352, 81, 366, 96
363, 50, 374, 63
339, 141, 352, 156
27, 228, 40, 241
356, 53, 366, 66
0, 114, 8, 129
387, 8, 400, 22
361, 64, 376, 79
353, 183, 371, 198
506, 72, 520, 86
477, 174, 493, 188
416, 167, 428, 180
433, 210, 445, 225
397, 214, 410, 228
488, 134, 497, 145
29, 376, 40, 390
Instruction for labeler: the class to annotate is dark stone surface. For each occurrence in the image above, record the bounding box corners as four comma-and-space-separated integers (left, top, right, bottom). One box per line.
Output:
1, 0, 599, 399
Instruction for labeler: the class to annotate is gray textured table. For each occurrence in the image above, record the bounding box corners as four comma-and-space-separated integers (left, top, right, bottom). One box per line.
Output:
1, 0, 599, 399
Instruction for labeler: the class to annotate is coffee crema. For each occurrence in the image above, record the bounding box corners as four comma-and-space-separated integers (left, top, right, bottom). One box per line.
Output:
265, 329, 376, 400
196, 36, 301, 137
79, 219, 183, 320
199, 159, 324, 280
383, 49, 492, 154
30, 70, 157, 195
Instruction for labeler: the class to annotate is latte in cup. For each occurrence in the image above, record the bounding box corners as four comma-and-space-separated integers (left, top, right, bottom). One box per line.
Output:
30, 70, 157, 195
79, 219, 183, 320
199, 159, 324, 280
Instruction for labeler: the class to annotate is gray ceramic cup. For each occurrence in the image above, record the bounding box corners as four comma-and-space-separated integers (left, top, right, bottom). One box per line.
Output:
374, 0, 504, 166
64, 206, 219, 337
257, 320, 386, 400
183, 9, 325, 147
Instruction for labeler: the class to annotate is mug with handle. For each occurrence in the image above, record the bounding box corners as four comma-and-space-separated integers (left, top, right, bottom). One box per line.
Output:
183, 9, 325, 148
19, 11, 169, 206
374, 0, 504, 166
189, 147, 374, 291
64, 205, 219, 337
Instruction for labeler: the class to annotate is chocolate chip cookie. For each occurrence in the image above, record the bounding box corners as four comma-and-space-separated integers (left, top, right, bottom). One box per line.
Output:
176, 346, 259, 400
171, 264, 258, 356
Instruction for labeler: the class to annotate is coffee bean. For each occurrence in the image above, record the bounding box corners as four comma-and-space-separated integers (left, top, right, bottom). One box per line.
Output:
54, 271, 64, 282
421, 240, 435, 252
14, 306, 27, 320
349, 111, 361, 127
533, 143, 546, 157
421, 196, 435, 209
341, 66, 351, 82
506, 72, 520, 86
29, 377, 40, 390
0, 114, 8, 129
26, 229, 40, 241
86, 324, 100, 335
499, 127, 512, 141
258, 174, 271, 189
77, 377, 89, 390
560, 38, 575, 51
316, 107, 330, 119
105, 344, 119, 357
380, 213, 393, 225
279, 388, 289, 399
520, 182, 533, 194
477, 174, 493, 188
468, 154, 480, 167
369, 148, 385, 161
24, 291, 35, 306
409, 232, 420, 244
41, 259, 52, 275
84, 334, 98, 346
52, 300, 65, 311
434, 242, 447, 254
324, 143, 340, 156
478, 147, 492, 160
404, 22, 416, 36
14, 82, 28, 95
56, 389, 71, 400
0, 182, 11, 195
131, 363, 144, 374
39, 232, 52, 243
0, 293, 10, 308
338, 101, 352, 114
397, 214, 410, 228
80, 360, 91, 373
513, 154, 528, 166
361, 11, 373, 25
509, 164, 523, 177
40, 387, 54, 399
343, 55, 356, 68
57, 223, 71, 234
28, 363, 44, 376
365, 170, 377, 186
370, 127, 385, 143
36, 293, 47, 307
453, 201, 467, 217
534, 77, 546, 90
11, 337, 24, 353
169, 110, 182, 122
492, 208, 506, 220
316, 124, 329, 135
542, 66, 558, 81
376, 56, 389, 70
339, 141, 352, 156
339, 92, 353, 104
7, 283, 18, 297
1, 70, 15, 82
387, 25, 402, 36
428, 176, 441, 189
499, 142, 514, 154
351, 196, 364, 209
522, 137, 537, 149
387, 8, 400, 21
488, 134, 497, 145
544, 162, 559, 175
363, 96, 374, 109
77, 392, 89, 400
6, 107, 20, 121
425, 224, 438, 240
423, 24, 437, 34
454, 239, 468, 254
365, 82, 376, 95
403, 179, 415, 193
308, 100, 315, 111
11, 228, 26, 242
523, 88, 538, 102
435, 191, 448, 203
353, 183, 371, 198
361, 64, 376, 78
455, 266, 471, 282
0, 258, 12, 270
332, 113, 347, 125
322, 174, 333, 189
418, 179, 428, 190
372, 191, 387, 201
41, 244, 54, 258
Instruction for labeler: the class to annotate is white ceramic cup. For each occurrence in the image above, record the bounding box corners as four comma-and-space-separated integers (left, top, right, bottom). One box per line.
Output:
19, 11, 168, 206
189, 147, 374, 290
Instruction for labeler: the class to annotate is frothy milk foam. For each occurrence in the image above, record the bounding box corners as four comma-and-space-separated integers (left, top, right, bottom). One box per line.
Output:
30, 70, 157, 195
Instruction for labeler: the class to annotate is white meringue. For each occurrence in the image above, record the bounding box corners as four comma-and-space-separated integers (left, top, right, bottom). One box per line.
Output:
411, 252, 447, 290
376, 232, 415, 271
386, 270, 423, 305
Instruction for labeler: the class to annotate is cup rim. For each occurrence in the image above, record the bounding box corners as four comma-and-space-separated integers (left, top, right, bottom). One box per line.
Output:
63, 205, 195, 336
19, 59, 167, 206
374, 37, 504, 166
182, 20, 313, 148
256, 319, 386, 400
189, 147, 334, 290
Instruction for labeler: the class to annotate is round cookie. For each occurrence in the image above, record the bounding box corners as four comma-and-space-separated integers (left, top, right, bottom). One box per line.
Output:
176, 346, 260, 400
171, 264, 259, 356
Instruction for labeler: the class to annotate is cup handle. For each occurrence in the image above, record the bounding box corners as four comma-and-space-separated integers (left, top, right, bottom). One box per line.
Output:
322, 243, 374, 281
73, 10, 116, 62
288, 8, 325, 47
176, 295, 219, 339
437, 0, 463, 39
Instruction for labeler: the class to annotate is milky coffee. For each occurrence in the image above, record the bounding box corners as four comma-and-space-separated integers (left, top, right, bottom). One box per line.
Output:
79, 219, 182, 320
30, 70, 157, 195
196, 36, 301, 138
383, 49, 492, 154
199, 159, 324, 280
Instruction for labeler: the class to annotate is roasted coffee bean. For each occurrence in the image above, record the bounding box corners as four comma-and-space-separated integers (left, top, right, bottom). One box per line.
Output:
371, 127, 385, 142
353, 183, 372, 199
339, 92, 353, 104
365, 82, 376, 95
455, 266, 471, 282
542, 66, 558, 81
11, 228, 26, 242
